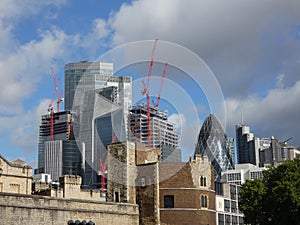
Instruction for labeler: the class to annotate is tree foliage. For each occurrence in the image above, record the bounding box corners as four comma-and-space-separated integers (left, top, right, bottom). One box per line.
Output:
239, 157, 300, 225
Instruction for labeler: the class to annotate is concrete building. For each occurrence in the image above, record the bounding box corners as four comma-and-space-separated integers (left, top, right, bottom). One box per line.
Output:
195, 114, 235, 182
107, 142, 216, 225
37, 110, 85, 181
129, 104, 181, 162
216, 183, 244, 225
0, 155, 32, 194
221, 164, 266, 185
261, 136, 300, 166
65, 61, 133, 187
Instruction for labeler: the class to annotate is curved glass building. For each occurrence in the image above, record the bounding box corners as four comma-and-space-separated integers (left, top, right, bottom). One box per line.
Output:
194, 114, 234, 181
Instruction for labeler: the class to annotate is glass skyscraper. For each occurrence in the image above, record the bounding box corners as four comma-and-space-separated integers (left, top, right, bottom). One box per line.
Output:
65, 61, 132, 187
194, 114, 234, 182
37, 110, 84, 180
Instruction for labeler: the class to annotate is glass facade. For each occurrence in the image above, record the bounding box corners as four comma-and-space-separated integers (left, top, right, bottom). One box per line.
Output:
195, 114, 234, 181
38, 111, 76, 173
44, 140, 84, 181
67, 61, 132, 187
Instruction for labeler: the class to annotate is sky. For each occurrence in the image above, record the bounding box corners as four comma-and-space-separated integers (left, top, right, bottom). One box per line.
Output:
1, 0, 300, 167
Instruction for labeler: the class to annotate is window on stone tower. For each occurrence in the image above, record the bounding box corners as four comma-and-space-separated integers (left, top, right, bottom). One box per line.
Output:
200, 176, 207, 187
201, 195, 208, 208
164, 195, 174, 208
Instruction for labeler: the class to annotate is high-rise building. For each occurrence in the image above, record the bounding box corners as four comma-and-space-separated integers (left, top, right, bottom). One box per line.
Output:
235, 125, 259, 165
44, 140, 85, 181
195, 114, 234, 182
260, 136, 300, 166
236, 125, 268, 167
65, 61, 132, 187
128, 104, 181, 162
64, 61, 114, 110
37, 110, 84, 180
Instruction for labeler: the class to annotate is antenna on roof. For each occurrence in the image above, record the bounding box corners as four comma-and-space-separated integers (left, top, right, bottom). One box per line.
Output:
240, 109, 244, 125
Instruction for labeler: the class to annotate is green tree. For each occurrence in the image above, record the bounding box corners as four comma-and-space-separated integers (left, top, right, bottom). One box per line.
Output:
239, 178, 266, 225
239, 157, 300, 225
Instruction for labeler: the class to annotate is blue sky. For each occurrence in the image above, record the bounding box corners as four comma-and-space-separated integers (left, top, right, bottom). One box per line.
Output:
1, 0, 300, 167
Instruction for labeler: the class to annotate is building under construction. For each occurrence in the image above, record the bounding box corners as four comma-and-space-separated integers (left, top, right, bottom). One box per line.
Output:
128, 104, 181, 162
37, 110, 84, 181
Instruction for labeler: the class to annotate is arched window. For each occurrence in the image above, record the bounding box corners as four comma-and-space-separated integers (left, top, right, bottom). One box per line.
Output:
200, 176, 207, 187
201, 195, 208, 208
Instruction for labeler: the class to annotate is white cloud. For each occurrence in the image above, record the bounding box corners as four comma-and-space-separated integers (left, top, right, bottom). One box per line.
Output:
0, 99, 49, 159
103, 0, 300, 97
168, 113, 186, 131
0, 0, 68, 21
225, 81, 300, 145
81, 18, 111, 54
95, 0, 300, 147
276, 74, 285, 88
0, 27, 78, 114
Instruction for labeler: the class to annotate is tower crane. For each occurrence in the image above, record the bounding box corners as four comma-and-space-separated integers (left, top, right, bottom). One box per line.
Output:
152, 63, 168, 108
98, 134, 117, 191
47, 68, 59, 141
141, 39, 158, 147
282, 136, 294, 145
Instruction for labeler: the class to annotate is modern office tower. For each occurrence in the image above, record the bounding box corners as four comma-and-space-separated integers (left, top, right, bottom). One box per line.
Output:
128, 104, 181, 162
44, 140, 85, 181
194, 114, 234, 182
259, 136, 300, 166
64, 61, 114, 110
79, 88, 128, 187
216, 183, 244, 225
65, 61, 133, 187
37, 110, 84, 180
235, 125, 261, 166
258, 138, 271, 166
227, 137, 236, 165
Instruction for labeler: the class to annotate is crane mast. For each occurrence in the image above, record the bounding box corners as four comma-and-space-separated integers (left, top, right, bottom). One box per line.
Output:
47, 68, 59, 141
98, 134, 117, 191
141, 39, 158, 147
152, 63, 168, 108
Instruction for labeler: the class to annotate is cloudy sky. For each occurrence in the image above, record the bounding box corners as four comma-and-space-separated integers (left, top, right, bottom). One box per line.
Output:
1, 0, 300, 166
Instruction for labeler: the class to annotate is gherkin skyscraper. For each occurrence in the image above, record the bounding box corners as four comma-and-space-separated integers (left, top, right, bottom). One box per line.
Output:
194, 114, 234, 181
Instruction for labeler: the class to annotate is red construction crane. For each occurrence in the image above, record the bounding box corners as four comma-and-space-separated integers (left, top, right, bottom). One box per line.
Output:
48, 68, 59, 112
98, 134, 117, 191
152, 63, 168, 108
47, 68, 59, 141
141, 39, 158, 147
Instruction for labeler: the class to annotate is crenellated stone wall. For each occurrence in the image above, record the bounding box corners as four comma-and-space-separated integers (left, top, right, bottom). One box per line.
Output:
0, 192, 139, 225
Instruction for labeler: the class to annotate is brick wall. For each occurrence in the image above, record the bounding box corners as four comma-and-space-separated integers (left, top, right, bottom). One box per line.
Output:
159, 156, 216, 225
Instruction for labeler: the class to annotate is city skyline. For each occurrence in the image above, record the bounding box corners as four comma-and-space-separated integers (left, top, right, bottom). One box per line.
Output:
1, 1, 300, 168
